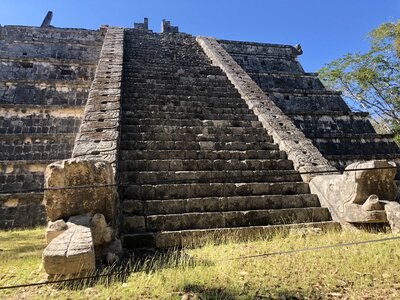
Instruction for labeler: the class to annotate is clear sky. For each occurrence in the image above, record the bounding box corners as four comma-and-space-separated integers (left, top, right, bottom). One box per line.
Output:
0, 0, 399, 71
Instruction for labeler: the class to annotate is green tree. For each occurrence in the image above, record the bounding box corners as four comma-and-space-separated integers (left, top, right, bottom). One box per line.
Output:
319, 21, 400, 139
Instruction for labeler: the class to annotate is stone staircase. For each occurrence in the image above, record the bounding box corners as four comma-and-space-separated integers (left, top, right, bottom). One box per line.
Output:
118, 29, 337, 249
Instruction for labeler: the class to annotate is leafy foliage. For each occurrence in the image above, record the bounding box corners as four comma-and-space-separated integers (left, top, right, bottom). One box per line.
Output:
319, 21, 400, 139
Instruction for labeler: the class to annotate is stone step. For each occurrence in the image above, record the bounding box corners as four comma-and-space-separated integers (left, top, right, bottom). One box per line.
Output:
121, 125, 267, 136
125, 76, 231, 85
124, 90, 240, 98
121, 132, 272, 143
122, 93, 246, 102
119, 140, 279, 151
120, 169, 301, 184
125, 82, 237, 92
120, 104, 252, 115
120, 149, 287, 161
123, 63, 222, 74
121, 118, 263, 128
123, 221, 340, 249
119, 158, 293, 172
121, 181, 310, 200
122, 194, 319, 215
121, 99, 249, 109
123, 207, 331, 232
122, 110, 259, 121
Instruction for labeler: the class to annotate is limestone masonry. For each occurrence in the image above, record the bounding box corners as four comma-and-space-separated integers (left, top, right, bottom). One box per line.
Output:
1, 16, 400, 255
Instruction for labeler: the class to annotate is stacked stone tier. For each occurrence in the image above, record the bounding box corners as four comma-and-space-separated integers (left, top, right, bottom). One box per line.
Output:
219, 40, 400, 172
0, 26, 104, 228
119, 29, 335, 249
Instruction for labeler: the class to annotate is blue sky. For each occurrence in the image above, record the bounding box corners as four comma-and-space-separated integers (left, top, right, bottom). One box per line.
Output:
0, 0, 399, 71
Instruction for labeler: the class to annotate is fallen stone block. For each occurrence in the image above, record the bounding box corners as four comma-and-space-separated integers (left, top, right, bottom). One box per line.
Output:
90, 213, 113, 246
43, 158, 117, 222
385, 201, 400, 234
310, 160, 396, 224
42, 225, 95, 277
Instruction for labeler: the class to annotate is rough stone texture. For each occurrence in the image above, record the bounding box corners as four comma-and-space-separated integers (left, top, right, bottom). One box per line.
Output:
45, 219, 68, 244
43, 158, 117, 222
0, 25, 104, 228
42, 225, 95, 276
385, 202, 400, 234
218, 39, 400, 175
309, 160, 397, 223
72, 27, 124, 171
0, 192, 45, 229
90, 213, 113, 246
196, 36, 336, 182
117, 29, 336, 249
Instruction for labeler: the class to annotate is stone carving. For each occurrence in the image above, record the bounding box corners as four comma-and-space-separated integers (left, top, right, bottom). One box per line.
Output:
309, 160, 398, 224
42, 212, 119, 278
294, 44, 303, 55
72, 27, 124, 171
43, 158, 117, 223
42, 225, 95, 278
40, 11, 53, 28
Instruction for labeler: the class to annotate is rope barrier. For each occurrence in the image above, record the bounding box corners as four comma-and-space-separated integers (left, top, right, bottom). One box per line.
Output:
1, 235, 399, 290
0, 165, 397, 195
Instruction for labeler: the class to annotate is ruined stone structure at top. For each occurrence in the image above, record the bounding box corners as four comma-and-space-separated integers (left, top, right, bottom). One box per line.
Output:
1, 15, 399, 247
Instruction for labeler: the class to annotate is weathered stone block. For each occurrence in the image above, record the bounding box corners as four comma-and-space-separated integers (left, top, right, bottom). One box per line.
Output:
310, 160, 396, 224
43, 158, 117, 222
385, 202, 400, 234
90, 213, 113, 246
42, 225, 95, 276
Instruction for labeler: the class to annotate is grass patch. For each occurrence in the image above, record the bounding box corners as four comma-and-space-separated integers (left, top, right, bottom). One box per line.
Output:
1, 227, 400, 299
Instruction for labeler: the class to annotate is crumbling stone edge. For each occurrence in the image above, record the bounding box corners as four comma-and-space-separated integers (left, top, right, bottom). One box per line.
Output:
196, 36, 336, 182
72, 27, 124, 172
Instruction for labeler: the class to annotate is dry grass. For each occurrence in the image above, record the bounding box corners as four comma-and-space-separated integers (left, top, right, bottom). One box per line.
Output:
1, 227, 400, 299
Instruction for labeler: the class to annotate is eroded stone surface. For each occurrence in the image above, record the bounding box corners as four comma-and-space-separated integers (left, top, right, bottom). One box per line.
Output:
385, 202, 400, 234
310, 160, 396, 223
90, 213, 113, 246
43, 158, 117, 222
42, 225, 95, 276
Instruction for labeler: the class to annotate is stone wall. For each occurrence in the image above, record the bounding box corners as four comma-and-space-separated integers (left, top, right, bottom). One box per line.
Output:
0, 25, 104, 228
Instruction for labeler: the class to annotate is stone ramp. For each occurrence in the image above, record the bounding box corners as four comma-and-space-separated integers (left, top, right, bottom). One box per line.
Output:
119, 29, 334, 249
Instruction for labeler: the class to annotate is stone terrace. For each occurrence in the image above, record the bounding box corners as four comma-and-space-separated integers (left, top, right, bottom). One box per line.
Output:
219, 40, 400, 172
0, 26, 104, 228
